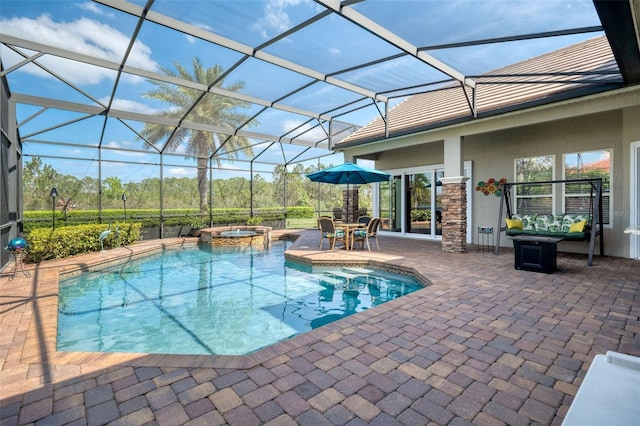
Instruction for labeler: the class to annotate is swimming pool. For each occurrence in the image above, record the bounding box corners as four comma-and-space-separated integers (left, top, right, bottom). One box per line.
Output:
57, 241, 424, 355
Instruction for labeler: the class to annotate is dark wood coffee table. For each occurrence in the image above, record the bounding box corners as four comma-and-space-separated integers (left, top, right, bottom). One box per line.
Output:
509, 235, 564, 273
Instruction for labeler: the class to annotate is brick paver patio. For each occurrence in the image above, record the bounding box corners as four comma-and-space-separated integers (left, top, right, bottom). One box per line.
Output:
1, 230, 638, 425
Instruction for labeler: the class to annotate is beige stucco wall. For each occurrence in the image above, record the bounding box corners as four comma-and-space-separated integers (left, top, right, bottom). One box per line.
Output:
465, 110, 626, 256
376, 141, 444, 170
345, 87, 640, 259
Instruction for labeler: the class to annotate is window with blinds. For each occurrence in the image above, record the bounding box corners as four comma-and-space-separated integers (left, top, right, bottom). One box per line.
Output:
514, 155, 554, 214
563, 150, 611, 225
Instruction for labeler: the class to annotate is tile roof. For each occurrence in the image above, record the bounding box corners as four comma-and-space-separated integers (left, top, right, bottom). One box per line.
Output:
338, 35, 621, 146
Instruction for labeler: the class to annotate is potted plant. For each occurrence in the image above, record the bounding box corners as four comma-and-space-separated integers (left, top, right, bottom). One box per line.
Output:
188, 217, 207, 237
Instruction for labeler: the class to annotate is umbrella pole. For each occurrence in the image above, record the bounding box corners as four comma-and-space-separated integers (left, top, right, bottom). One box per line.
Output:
346, 177, 349, 223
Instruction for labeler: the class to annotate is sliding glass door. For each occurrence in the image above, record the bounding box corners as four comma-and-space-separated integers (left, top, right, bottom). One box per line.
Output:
406, 171, 444, 236
379, 176, 401, 233
379, 167, 444, 238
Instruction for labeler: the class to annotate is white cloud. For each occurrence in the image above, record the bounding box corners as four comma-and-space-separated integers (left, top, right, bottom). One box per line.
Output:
61, 148, 83, 156
252, 0, 314, 39
186, 22, 214, 44
168, 167, 195, 177
103, 140, 146, 157
192, 21, 213, 32
328, 47, 341, 56
104, 97, 160, 115
282, 118, 326, 141
0, 14, 159, 84
76, 2, 115, 18
104, 140, 123, 149
173, 144, 188, 155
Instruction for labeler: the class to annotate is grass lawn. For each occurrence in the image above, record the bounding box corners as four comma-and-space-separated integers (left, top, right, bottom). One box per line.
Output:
287, 218, 319, 229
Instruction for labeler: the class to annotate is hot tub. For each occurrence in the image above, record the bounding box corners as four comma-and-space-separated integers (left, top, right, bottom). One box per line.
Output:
200, 226, 271, 247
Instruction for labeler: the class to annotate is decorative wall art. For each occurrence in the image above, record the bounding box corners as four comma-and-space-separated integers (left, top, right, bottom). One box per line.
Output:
475, 177, 507, 197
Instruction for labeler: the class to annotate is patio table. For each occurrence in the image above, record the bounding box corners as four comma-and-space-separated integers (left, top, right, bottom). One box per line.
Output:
337, 223, 367, 250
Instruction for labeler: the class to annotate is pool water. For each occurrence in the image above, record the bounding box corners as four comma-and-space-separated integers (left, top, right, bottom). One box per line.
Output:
57, 241, 424, 355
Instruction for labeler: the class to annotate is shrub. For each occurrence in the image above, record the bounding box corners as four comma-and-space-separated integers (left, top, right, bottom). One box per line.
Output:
247, 216, 264, 225
286, 206, 314, 219
26, 222, 141, 263
22, 207, 313, 231
410, 209, 431, 222
187, 216, 208, 229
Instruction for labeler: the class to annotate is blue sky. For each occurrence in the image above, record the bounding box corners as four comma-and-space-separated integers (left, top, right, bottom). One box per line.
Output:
0, 0, 604, 182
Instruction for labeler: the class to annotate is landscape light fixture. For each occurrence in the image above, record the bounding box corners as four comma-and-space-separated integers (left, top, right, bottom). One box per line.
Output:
49, 187, 58, 230
121, 193, 127, 222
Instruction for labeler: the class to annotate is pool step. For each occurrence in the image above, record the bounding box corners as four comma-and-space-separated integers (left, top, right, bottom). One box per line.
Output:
342, 267, 374, 275
326, 271, 358, 280
319, 276, 344, 287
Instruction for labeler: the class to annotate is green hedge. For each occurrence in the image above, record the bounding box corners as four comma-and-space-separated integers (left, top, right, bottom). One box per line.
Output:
21, 206, 316, 263
286, 206, 314, 219
22, 207, 314, 231
26, 222, 141, 263
410, 209, 431, 222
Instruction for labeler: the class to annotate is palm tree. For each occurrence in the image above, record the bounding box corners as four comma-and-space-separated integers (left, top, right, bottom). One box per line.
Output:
139, 58, 255, 212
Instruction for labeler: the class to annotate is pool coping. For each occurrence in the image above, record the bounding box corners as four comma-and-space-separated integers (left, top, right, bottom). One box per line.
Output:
20, 232, 430, 370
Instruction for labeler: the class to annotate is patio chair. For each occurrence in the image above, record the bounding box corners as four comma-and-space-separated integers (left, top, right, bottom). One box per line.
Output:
318, 215, 331, 229
357, 215, 371, 225
318, 217, 347, 250
353, 217, 381, 251
332, 207, 344, 223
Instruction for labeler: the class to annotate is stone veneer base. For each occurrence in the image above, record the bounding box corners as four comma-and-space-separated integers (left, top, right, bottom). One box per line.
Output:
199, 225, 271, 247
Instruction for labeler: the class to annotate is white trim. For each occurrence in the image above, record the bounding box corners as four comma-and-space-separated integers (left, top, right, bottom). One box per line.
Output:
439, 176, 470, 184
631, 142, 640, 259
465, 161, 473, 243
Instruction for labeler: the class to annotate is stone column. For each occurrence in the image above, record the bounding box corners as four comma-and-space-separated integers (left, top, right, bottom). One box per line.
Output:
343, 187, 359, 223
440, 176, 469, 253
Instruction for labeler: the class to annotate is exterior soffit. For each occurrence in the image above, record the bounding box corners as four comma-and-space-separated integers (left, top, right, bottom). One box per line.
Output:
339, 85, 640, 158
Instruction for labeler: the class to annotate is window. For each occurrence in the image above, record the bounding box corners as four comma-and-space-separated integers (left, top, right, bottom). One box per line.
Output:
514, 155, 554, 214
563, 150, 611, 225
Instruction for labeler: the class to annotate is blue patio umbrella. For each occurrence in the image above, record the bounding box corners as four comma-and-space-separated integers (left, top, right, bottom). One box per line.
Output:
307, 162, 390, 220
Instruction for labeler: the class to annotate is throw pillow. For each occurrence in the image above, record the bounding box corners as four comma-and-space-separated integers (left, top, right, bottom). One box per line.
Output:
535, 215, 552, 231
562, 214, 591, 232
513, 214, 537, 230
569, 220, 587, 233
505, 218, 523, 229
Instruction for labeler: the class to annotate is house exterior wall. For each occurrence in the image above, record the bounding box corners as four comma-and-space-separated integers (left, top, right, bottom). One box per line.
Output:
376, 141, 444, 170
465, 110, 626, 257
344, 87, 640, 259
622, 105, 640, 256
